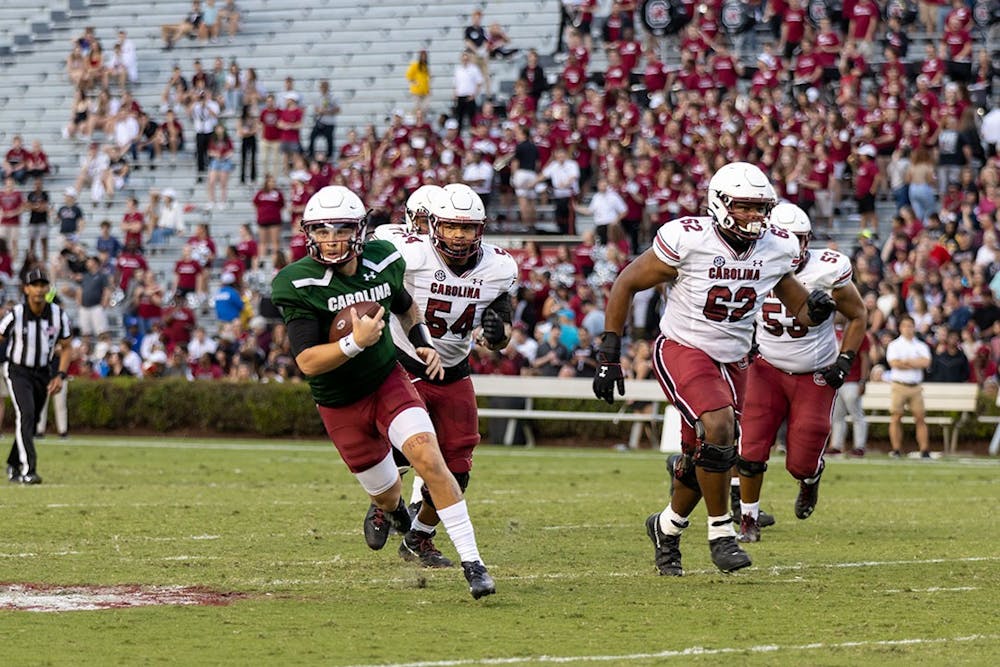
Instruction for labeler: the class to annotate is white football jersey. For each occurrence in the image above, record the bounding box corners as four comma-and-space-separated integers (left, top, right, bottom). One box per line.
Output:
652, 216, 800, 363
756, 248, 852, 373
378, 229, 518, 367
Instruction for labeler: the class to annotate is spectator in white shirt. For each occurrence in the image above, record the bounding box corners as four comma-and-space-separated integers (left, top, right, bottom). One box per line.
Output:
452, 51, 484, 133
462, 150, 494, 208
574, 178, 627, 244
885, 315, 932, 458
539, 146, 580, 233
113, 109, 140, 161
117, 30, 138, 83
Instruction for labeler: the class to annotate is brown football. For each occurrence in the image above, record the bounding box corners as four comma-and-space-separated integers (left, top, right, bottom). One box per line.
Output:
329, 300, 383, 342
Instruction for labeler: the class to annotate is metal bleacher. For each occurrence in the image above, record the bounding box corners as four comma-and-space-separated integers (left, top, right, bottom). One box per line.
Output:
0, 0, 555, 332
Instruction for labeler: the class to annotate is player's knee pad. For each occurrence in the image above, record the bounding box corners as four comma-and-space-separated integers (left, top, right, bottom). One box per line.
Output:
420, 483, 436, 511
453, 471, 470, 493
670, 452, 701, 492
354, 451, 399, 496
737, 456, 768, 478
694, 442, 738, 473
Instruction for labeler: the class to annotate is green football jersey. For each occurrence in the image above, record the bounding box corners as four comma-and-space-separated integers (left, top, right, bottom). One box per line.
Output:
271, 240, 405, 407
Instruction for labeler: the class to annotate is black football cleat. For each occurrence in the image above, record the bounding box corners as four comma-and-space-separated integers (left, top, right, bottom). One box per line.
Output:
795, 462, 824, 520
399, 530, 453, 568
709, 535, 752, 573
461, 561, 496, 599
737, 513, 760, 543
6, 464, 16, 481
731, 482, 776, 528
645, 512, 683, 576
17, 473, 42, 485
363, 499, 411, 550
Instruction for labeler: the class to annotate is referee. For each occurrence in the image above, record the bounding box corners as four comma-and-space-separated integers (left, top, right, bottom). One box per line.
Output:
1, 268, 71, 484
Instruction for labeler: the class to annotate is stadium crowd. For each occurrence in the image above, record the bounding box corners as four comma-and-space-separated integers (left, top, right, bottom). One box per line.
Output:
2, 1, 1000, 425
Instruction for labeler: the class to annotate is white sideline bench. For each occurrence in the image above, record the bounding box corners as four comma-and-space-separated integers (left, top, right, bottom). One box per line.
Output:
471, 375, 669, 448
853, 382, 979, 454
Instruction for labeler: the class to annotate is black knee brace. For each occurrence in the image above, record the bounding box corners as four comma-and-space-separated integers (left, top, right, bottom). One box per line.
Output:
694, 442, 738, 472
737, 456, 768, 478
670, 452, 701, 492
420, 471, 471, 511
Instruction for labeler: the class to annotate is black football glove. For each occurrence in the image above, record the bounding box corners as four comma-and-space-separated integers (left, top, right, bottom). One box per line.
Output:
593, 331, 625, 405
820, 351, 855, 390
806, 289, 836, 324
480, 308, 506, 346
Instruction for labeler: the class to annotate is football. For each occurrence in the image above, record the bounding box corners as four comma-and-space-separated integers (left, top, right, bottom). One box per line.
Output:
329, 300, 383, 342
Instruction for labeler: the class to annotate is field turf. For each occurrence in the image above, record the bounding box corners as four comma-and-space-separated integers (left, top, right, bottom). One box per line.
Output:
1, 436, 998, 666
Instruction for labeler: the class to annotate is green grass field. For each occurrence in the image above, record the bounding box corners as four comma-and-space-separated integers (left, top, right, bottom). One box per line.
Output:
1, 436, 998, 666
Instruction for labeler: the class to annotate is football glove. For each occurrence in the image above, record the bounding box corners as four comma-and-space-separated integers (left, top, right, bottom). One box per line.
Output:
806, 289, 836, 324
820, 351, 855, 389
480, 308, 506, 346
593, 331, 625, 405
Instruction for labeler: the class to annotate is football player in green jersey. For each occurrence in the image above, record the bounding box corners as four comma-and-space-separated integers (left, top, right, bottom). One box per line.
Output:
271, 185, 495, 599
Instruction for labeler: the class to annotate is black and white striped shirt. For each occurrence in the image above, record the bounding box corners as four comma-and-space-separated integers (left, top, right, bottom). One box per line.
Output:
0, 302, 71, 369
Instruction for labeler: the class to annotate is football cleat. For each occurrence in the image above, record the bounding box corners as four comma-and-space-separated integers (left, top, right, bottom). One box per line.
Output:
6, 464, 16, 481
363, 499, 412, 550
708, 535, 752, 573
645, 512, 683, 576
849, 448, 866, 458
399, 530, 453, 568
737, 514, 760, 543
794, 462, 824, 520
731, 485, 776, 528
461, 561, 496, 599
17, 473, 42, 485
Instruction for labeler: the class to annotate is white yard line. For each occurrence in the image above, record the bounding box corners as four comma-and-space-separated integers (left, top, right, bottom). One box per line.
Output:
340, 634, 1000, 667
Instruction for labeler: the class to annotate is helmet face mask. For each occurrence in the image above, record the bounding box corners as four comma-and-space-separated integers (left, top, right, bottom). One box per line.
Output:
707, 162, 777, 242
405, 184, 444, 234
302, 186, 368, 265
769, 201, 812, 261
429, 184, 487, 262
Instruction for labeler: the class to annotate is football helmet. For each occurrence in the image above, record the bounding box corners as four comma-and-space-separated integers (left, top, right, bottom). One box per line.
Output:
301, 185, 368, 265
404, 184, 444, 234
428, 183, 487, 261
770, 201, 812, 260
706, 162, 777, 242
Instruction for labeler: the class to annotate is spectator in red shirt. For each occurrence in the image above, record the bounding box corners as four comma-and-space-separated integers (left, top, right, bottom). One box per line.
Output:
277, 95, 303, 177
220, 245, 245, 289
604, 50, 628, 93
0, 176, 24, 260
25, 140, 49, 182
942, 15, 973, 81
3, 135, 28, 185
852, 144, 880, 232
162, 295, 196, 353
253, 174, 284, 265
206, 123, 235, 210
258, 94, 281, 180
235, 223, 259, 270
848, 0, 880, 58
561, 52, 587, 98
617, 26, 641, 72
115, 239, 148, 291
121, 196, 144, 249
779, 0, 807, 61
173, 244, 202, 299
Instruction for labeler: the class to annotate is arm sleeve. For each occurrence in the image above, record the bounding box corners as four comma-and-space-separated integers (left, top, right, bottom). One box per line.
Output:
390, 286, 414, 315
286, 318, 324, 358
485, 292, 513, 324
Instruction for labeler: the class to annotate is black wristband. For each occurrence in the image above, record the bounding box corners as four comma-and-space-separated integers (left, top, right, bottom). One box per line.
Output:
839, 350, 856, 364
408, 322, 433, 349
56, 371, 68, 380
597, 331, 622, 363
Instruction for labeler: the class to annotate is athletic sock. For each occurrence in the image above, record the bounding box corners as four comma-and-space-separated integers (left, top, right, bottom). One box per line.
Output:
436, 499, 482, 564
708, 514, 736, 541
740, 501, 760, 521
409, 475, 424, 505
659, 506, 690, 536
730, 477, 740, 488
411, 517, 436, 535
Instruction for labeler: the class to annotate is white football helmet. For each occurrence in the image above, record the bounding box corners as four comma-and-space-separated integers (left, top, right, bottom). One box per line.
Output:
770, 202, 811, 260
301, 185, 368, 265
428, 183, 487, 261
404, 184, 444, 234
706, 162, 777, 241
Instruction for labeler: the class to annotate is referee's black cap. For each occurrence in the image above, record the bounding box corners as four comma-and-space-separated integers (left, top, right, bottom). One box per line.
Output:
26, 268, 50, 285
